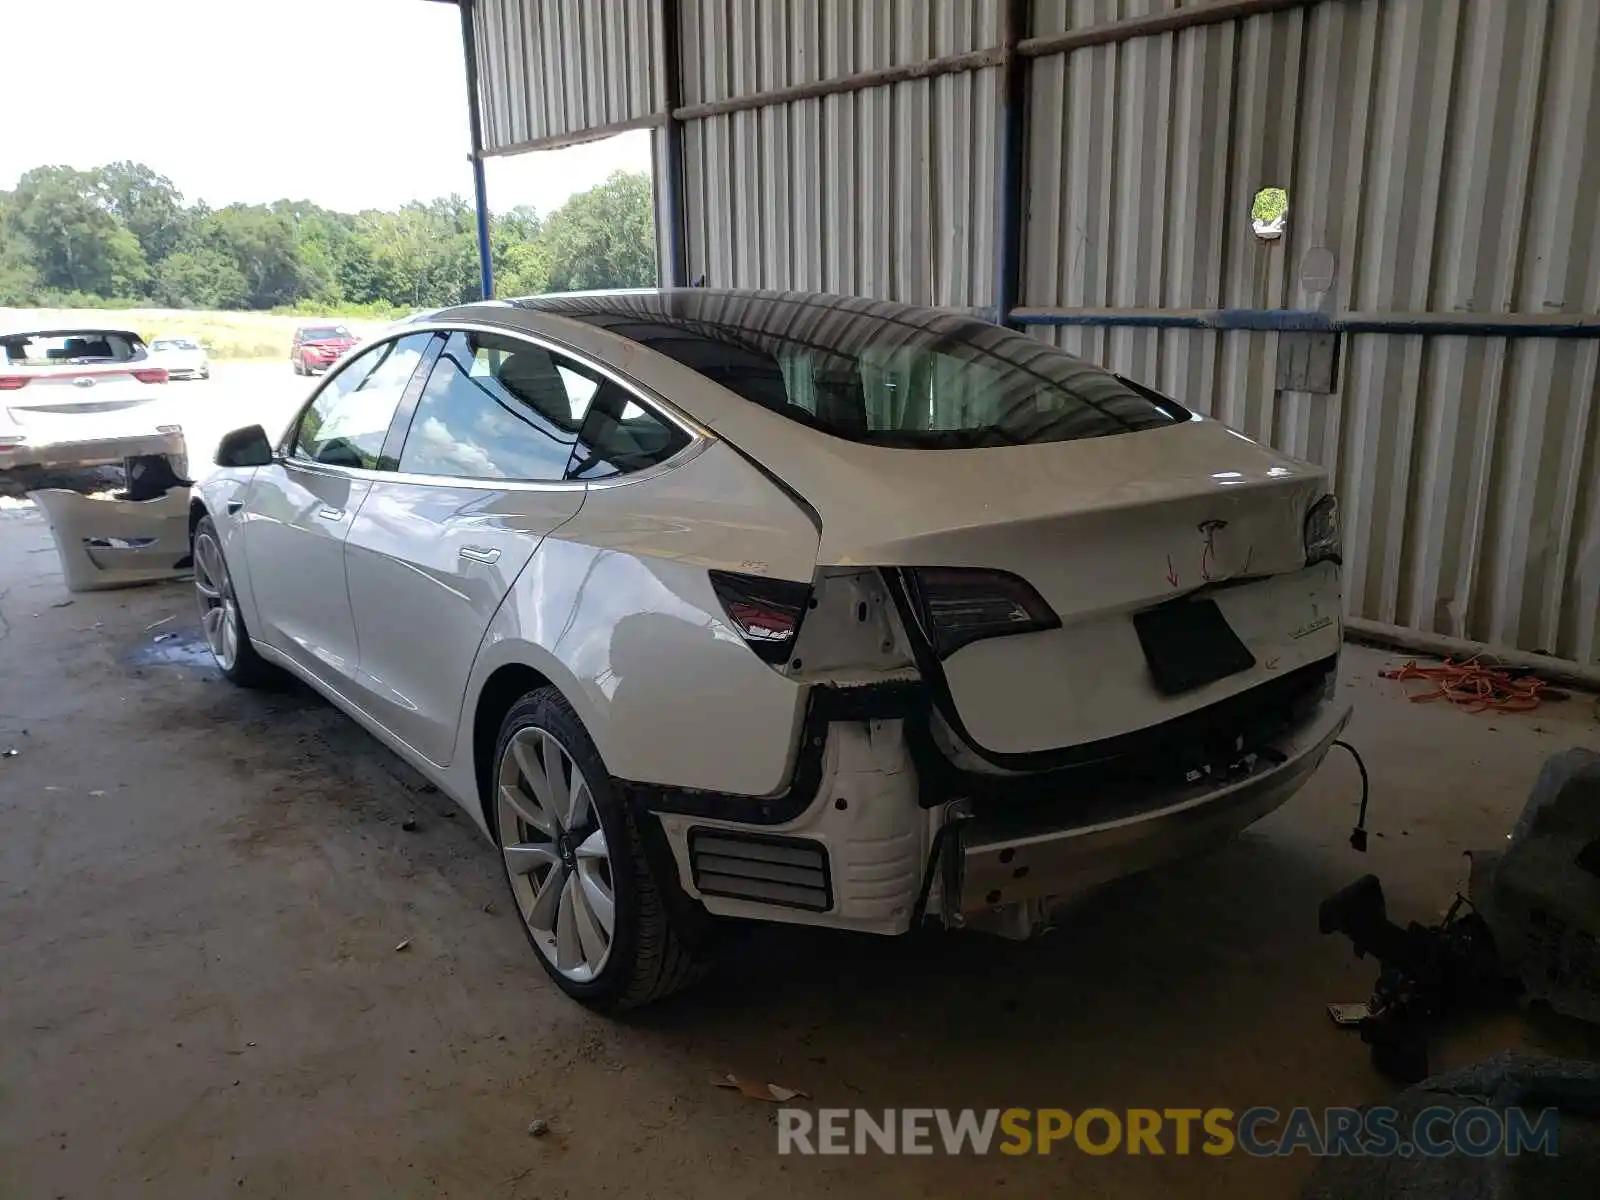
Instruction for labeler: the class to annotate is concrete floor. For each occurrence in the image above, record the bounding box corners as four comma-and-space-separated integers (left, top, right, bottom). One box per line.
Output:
3, 492, 1599, 1198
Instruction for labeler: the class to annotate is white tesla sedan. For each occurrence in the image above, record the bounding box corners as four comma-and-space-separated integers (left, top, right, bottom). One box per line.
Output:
191, 290, 1350, 1009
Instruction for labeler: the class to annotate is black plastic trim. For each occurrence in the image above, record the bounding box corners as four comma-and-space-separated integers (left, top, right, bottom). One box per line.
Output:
687, 828, 834, 912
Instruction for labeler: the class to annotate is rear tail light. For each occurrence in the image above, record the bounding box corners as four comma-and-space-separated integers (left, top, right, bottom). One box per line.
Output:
133, 368, 169, 384
0, 376, 27, 390
709, 569, 811, 665
904, 567, 1060, 658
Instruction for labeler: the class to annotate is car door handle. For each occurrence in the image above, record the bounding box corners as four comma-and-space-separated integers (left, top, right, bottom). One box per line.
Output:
459, 545, 500, 564
318, 506, 345, 522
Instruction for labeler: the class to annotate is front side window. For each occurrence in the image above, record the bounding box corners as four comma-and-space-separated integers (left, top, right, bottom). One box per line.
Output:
292, 333, 431, 469
397, 331, 593, 481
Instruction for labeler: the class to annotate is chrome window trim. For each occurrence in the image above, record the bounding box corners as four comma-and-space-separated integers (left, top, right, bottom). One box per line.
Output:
278, 320, 714, 493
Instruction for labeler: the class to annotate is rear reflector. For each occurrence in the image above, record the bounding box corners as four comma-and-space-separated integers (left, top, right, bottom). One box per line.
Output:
688, 829, 832, 911
133, 368, 169, 384
904, 566, 1060, 658
708, 569, 811, 665
0, 376, 27, 391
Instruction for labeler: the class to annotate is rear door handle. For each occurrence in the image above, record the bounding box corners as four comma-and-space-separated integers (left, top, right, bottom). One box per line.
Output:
318, 506, 345, 522
459, 545, 501, 564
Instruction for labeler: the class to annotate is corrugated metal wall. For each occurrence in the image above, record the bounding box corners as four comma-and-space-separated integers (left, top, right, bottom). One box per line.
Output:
466, 0, 1600, 665
472, 0, 662, 152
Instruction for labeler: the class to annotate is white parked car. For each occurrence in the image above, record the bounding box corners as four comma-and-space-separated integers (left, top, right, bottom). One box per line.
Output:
191, 290, 1350, 1010
148, 335, 211, 380
0, 327, 187, 479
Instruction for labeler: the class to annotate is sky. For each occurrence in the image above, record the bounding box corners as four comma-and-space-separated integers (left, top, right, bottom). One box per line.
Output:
0, 0, 651, 217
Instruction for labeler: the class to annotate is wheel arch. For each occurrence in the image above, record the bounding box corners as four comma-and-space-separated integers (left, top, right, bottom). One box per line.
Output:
471, 661, 553, 832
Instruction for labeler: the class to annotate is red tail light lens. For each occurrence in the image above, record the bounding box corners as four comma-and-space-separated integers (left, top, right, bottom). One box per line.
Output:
709, 570, 812, 665
904, 567, 1060, 658
0, 376, 28, 390
133, 368, 169, 384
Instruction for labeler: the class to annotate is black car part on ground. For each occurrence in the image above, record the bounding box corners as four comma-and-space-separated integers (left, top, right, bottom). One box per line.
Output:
1320, 874, 1520, 1083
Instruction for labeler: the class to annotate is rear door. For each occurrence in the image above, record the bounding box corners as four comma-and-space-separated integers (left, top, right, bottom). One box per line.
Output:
244, 333, 433, 689
342, 329, 607, 765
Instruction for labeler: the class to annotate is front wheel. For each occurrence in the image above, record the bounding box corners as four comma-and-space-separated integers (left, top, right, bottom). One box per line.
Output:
492, 687, 707, 1010
193, 515, 278, 687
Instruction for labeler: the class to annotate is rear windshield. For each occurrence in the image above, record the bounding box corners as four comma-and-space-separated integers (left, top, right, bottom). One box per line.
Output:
515, 291, 1185, 448
300, 326, 349, 341
1, 331, 145, 366
151, 338, 199, 351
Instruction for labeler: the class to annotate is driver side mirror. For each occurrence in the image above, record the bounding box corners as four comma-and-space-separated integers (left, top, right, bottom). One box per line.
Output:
215, 424, 275, 468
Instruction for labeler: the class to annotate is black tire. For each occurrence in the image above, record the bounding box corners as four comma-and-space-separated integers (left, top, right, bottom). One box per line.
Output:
492, 686, 708, 1010
192, 515, 279, 688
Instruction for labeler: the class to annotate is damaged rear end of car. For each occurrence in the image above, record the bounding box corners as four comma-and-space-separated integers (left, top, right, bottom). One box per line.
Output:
531, 291, 1354, 940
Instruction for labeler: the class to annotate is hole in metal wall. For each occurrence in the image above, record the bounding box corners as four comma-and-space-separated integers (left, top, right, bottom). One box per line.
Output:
1251, 186, 1288, 241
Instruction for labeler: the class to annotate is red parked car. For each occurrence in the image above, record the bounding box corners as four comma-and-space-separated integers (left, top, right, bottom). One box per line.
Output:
289, 324, 357, 376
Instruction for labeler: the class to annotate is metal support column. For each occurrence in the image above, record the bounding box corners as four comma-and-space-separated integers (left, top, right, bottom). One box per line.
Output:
993, 0, 1028, 326
458, 0, 495, 300
659, 0, 689, 287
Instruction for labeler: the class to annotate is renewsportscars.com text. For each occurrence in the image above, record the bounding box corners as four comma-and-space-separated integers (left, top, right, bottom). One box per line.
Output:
777, 1106, 1560, 1158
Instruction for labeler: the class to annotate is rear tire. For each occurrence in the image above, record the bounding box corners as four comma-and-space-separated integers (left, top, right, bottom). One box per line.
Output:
192, 515, 279, 688
492, 687, 707, 1011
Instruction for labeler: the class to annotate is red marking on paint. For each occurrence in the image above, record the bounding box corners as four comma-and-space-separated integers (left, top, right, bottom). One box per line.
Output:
1165, 555, 1180, 587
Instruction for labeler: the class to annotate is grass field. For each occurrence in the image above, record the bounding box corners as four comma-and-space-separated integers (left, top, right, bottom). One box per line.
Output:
0, 307, 393, 360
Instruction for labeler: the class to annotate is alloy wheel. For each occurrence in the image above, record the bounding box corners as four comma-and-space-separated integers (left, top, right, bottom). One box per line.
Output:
193, 530, 239, 671
496, 727, 616, 982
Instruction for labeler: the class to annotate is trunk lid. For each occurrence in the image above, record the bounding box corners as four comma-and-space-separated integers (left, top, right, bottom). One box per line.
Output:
727, 414, 1341, 758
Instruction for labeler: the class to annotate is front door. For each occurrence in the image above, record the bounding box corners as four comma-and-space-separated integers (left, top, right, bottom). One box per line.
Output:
245, 333, 434, 689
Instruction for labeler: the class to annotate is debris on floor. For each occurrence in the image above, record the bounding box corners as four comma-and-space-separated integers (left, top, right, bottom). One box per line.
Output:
1380, 656, 1547, 712
394, 939, 411, 952
711, 1072, 809, 1103
525, 1118, 550, 1137
144, 615, 177, 631
2, 748, 17, 759
401, 817, 419, 832
1322, 746, 1600, 1082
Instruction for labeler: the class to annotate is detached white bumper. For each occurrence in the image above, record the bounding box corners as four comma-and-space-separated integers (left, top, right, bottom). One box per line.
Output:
0, 428, 187, 475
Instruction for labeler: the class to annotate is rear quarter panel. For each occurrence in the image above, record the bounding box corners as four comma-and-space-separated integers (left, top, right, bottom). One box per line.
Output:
454, 441, 822, 798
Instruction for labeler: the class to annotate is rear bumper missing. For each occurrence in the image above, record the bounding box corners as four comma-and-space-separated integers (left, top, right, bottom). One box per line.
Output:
955, 697, 1352, 932
650, 672, 1352, 938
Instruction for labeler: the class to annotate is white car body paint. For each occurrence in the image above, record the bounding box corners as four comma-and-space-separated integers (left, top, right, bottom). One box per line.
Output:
194, 291, 1353, 943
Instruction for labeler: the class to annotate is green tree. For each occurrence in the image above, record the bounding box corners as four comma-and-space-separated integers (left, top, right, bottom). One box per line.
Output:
538, 170, 655, 292
6, 165, 148, 297
98, 161, 189, 268
154, 247, 249, 309
189, 204, 309, 309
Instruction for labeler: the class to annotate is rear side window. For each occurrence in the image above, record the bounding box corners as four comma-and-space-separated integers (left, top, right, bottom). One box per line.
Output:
523, 292, 1186, 449
397, 331, 690, 482
292, 334, 431, 469
398, 331, 591, 481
